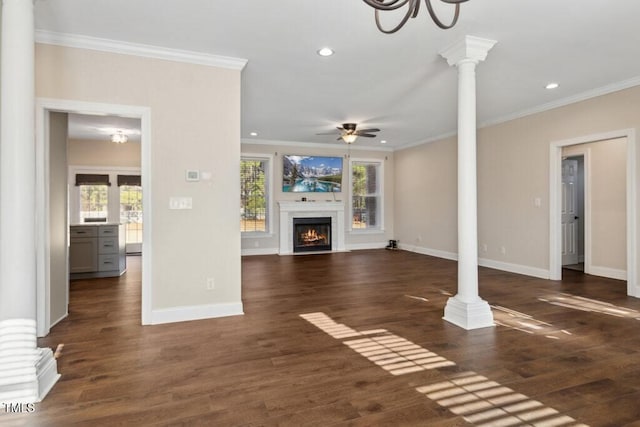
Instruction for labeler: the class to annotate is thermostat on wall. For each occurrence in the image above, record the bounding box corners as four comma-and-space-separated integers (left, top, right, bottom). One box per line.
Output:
186, 170, 200, 182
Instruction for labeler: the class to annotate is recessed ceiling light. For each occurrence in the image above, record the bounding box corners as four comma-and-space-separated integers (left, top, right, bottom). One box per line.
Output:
250, 132, 258, 136
380, 140, 387, 144
317, 47, 334, 57
545, 82, 559, 90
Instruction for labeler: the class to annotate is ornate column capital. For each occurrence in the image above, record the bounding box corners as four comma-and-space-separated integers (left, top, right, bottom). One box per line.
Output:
439, 35, 497, 67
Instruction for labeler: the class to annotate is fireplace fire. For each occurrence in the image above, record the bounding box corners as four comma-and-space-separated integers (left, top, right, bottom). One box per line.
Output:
293, 217, 331, 252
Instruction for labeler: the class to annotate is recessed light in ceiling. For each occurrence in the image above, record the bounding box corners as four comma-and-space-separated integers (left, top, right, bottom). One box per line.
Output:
317, 47, 334, 57
545, 82, 559, 90
250, 132, 258, 136
381, 140, 387, 144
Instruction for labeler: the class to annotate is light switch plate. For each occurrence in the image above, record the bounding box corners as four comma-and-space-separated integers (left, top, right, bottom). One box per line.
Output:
169, 197, 193, 209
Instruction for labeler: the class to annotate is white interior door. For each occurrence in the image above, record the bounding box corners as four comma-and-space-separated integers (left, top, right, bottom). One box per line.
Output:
562, 159, 579, 265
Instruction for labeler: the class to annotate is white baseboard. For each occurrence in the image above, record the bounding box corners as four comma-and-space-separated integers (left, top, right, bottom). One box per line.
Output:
398, 243, 458, 261
588, 266, 626, 281
478, 258, 550, 279
36, 348, 61, 402
150, 302, 244, 325
400, 244, 551, 279
346, 242, 388, 251
49, 312, 68, 329
241, 247, 278, 256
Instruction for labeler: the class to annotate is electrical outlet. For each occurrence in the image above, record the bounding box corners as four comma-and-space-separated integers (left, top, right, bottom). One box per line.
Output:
206, 277, 215, 290
500, 246, 506, 255
481, 243, 488, 253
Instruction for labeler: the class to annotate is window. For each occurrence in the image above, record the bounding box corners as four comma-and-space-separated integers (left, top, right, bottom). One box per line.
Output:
352, 161, 382, 230
241, 157, 269, 233
118, 175, 143, 250
79, 185, 109, 222
76, 174, 111, 222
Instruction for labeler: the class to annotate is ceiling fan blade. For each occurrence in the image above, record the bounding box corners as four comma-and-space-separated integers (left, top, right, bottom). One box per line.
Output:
358, 133, 377, 138
355, 128, 380, 133
336, 136, 344, 141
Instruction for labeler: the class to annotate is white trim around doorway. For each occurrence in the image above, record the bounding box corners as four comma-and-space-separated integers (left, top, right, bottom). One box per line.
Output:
549, 128, 638, 298
36, 98, 153, 336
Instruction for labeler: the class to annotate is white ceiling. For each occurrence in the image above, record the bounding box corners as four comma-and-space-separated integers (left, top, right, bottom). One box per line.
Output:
36, 0, 640, 149
68, 113, 141, 143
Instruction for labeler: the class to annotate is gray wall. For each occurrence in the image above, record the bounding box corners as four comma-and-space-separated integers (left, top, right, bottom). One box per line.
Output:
49, 112, 68, 325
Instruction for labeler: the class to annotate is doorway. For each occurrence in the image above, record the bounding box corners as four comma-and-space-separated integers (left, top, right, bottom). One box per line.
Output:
561, 155, 585, 272
550, 129, 638, 298
36, 99, 152, 337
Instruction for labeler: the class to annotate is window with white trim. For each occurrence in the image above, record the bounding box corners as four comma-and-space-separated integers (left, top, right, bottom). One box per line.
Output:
76, 173, 111, 222
241, 157, 269, 233
118, 175, 143, 250
351, 160, 382, 230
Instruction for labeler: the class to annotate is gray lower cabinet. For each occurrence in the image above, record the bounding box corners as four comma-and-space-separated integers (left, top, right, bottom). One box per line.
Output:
69, 224, 126, 279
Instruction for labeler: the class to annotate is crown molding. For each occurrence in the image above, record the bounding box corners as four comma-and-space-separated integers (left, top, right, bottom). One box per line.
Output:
396, 75, 640, 152
241, 138, 394, 152
35, 30, 248, 70
479, 75, 640, 130
395, 131, 458, 151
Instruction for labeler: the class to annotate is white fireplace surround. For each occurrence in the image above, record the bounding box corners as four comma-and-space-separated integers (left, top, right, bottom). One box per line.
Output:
278, 201, 346, 255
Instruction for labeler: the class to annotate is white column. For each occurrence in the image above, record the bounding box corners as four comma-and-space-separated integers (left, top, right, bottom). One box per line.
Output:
440, 36, 496, 330
0, 0, 60, 403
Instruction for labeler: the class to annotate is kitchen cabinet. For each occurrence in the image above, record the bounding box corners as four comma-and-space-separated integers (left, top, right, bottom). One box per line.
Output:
69, 224, 126, 279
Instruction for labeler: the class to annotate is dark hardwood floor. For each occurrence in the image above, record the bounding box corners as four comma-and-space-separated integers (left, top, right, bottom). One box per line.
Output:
5, 250, 640, 426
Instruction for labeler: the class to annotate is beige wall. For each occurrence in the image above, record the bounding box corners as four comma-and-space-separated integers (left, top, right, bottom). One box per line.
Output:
395, 85, 640, 280
394, 136, 457, 254
68, 138, 141, 168
241, 142, 394, 252
36, 44, 242, 312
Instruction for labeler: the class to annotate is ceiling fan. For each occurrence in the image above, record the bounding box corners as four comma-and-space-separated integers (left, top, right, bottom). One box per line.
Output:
317, 123, 380, 144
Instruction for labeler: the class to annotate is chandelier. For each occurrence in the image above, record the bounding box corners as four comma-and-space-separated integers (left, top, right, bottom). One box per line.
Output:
362, 0, 469, 34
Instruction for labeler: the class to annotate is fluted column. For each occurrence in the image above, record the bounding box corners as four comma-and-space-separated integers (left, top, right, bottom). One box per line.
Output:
440, 36, 496, 330
0, 0, 60, 403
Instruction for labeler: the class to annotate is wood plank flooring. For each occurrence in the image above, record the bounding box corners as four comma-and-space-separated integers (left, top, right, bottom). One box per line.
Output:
5, 250, 640, 426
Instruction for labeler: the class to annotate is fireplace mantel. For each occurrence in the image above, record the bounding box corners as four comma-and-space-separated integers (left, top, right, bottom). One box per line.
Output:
278, 201, 345, 255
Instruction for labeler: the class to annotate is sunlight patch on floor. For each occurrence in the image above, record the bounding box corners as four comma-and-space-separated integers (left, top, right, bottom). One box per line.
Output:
492, 305, 573, 340
417, 371, 587, 427
343, 335, 455, 375
538, 293, 640, 319
299, 312, 388, 339
405, 295, 429, 302
300, 312, 587, 426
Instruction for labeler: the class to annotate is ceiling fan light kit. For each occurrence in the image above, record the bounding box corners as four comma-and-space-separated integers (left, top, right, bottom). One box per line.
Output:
342, 134, 358, 144
362, 0, 469, 33
317, 123, 381, 145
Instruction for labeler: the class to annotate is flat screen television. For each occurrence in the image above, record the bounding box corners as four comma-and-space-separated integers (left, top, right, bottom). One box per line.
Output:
282, 155, 343, 193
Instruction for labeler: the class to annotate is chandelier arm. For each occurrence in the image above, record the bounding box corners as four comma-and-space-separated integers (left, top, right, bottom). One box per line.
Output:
374, 4, 416, 34
424, 0, 460, 29
362, 0, 411, 12
412, 0, 420, 18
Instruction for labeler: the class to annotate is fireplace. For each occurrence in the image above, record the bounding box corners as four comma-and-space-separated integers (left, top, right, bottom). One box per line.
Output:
278, 201, 345, 255
293, 217, 332, 253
